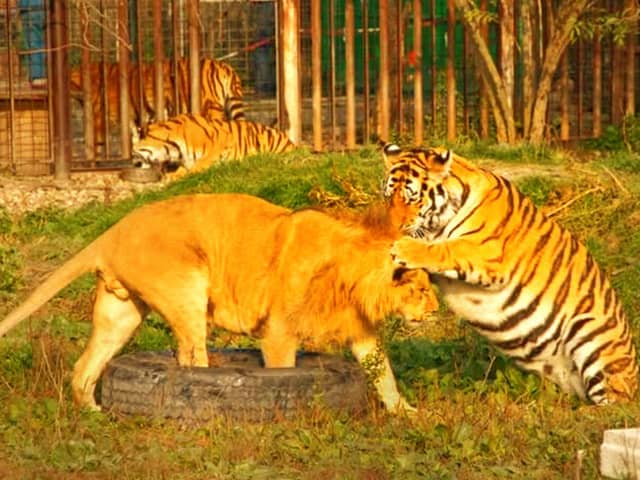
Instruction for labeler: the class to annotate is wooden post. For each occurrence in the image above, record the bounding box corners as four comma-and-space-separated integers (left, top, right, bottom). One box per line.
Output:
479, 0, 489, 138
413, 0, 423, 145
345, 0, 356, 149
311, 0, 322, 151
51, 0, 71, 179
135, 0, 145, 124
100, 0, 110, 159
281, 0, 301, 143
80, 4, 94, 163
329, 0, 336, 144
446, 0, 455, 142
118, 0, 131, 159
4, 0, 16, 173
592, 29, 601, 137
430, 0, 436, 127
153, 0, 165, 121
188, 0, 200, 114
576, 39, 583, 136
395, 0, 403, 136
362, 0, 370, 143
172, 0, 181, 114
560, 51, 569, 141
625, 0, 636, 117
379, 0, 390, 140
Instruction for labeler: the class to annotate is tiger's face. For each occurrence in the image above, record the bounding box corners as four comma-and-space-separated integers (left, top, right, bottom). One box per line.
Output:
382, 143, 457, 239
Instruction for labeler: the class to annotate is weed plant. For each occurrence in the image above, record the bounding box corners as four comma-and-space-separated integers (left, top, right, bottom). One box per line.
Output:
0, 146, 639, 479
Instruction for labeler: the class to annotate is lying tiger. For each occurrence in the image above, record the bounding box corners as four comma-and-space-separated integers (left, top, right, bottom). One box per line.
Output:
131, 113, 294, 180
383, 143, 638, 405
69, 57, 245, 150
0, 193, 438, 414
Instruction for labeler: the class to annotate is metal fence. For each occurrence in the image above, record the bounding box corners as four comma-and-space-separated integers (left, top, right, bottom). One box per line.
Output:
0, 0, 637, 175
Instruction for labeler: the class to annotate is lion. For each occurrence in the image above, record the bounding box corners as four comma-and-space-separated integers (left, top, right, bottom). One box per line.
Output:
0, 193, 438, 414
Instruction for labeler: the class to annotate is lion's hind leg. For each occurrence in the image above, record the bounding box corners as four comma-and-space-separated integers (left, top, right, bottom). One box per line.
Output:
72, 279, 145, 410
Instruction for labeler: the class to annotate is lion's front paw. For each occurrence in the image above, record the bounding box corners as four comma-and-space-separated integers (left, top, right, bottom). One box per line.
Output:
394, 397, 417, 417
390, 237, 425, 270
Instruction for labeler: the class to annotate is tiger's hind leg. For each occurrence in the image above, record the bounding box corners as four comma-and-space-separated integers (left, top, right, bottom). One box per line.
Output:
72, 279, 146, 410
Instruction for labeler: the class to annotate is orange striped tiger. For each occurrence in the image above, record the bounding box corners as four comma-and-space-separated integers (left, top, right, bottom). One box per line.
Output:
69, 58, 244, 147
383, 143, 638, 405
131, 113, 294, 180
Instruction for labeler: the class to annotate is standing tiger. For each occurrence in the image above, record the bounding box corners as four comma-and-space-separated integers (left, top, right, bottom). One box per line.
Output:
131, 113, 294, 180
383, 143, 638, 405
69, 57, 244, 148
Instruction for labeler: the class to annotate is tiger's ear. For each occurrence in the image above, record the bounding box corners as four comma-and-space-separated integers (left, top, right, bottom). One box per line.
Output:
381, 142, 402, 170
429, 148, 453, 178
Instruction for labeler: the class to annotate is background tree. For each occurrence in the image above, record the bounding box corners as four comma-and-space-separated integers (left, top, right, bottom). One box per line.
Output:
456, 0, 636, 144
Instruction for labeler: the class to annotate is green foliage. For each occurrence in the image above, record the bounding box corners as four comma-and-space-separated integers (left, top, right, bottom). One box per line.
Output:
515, 175, 556, 206
0, 244, 22, 293
582, 124, 625, 152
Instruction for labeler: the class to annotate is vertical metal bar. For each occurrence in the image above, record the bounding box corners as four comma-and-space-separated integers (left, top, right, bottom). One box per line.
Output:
362, 0, 370, 143
311, 0, 322, 151
51, 0, 70, 179
379, 0, 389, 140
5, 0, 16, 173
413, 0, 423, 145
188, 0, 200, 114
345, 0, 355, 148
154, 0, 165, 121
446, 0, 455, 141
329, 0, 336, 144
118, 0, 131, 159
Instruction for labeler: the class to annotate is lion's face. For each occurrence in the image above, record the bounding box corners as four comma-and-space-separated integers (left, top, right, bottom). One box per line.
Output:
391, 267, 438, 325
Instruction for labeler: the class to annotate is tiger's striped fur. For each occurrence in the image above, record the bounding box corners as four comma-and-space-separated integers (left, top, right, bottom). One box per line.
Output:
131, 113, 294, 180
383, 143, 638, 405
69, 57, 244, 147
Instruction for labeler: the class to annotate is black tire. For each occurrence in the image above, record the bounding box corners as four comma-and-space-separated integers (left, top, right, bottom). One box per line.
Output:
100, 349, 369, 421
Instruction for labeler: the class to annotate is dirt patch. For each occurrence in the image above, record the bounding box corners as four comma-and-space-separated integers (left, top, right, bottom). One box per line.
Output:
0, 172, 163, 217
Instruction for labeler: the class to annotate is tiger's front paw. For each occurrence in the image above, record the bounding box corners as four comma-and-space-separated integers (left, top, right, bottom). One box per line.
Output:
390, 237, 426, 270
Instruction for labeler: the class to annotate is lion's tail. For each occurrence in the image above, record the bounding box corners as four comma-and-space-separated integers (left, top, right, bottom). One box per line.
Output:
0, 240, 100, 337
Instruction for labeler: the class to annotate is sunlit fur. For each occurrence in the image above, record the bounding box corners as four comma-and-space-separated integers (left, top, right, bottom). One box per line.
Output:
69, 57, 244, 146
131, 113, 294, 180
0, 194, 438, 413
383, 143, 638, 405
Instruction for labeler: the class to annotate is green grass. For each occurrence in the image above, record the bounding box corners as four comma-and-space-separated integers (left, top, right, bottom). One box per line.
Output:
0, 145, 639, 479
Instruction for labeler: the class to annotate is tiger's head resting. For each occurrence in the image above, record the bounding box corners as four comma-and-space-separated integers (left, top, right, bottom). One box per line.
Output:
381, 142, 460, 239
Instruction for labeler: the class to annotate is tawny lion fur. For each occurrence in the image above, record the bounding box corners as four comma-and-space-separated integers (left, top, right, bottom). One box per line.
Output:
0, 193, 437, 413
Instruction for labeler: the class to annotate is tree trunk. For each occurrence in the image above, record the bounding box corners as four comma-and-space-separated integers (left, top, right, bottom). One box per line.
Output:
457, 0, 592, 144
527, 0, 591, 142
